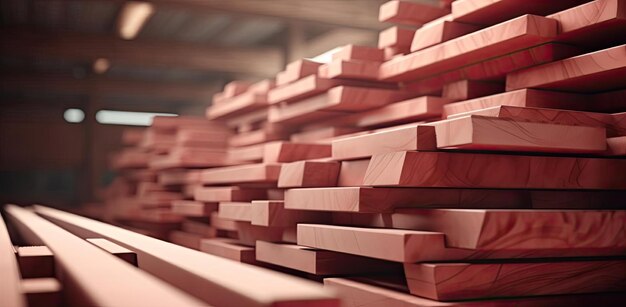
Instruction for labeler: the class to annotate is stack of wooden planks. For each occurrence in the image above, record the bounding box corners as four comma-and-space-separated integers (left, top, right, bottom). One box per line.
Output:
5, 0, 626, 306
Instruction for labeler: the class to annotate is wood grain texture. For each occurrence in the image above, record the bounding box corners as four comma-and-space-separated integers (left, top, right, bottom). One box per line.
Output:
250, 200, 331, 227
200, 163, 282, 185
441, 80, 503, 101
277, 160, 340, 188
171, 200, 218, 217
284, 187, 527, 213
448, 105, 626, 137
550, 0, 626, 46
404, 260, 626, 301
442, 88, 593, 118
379, 15, 558, 81
411, 21, 481, 52
379, 0, 449, 26
337, 159, 370, 187
364, 151, 626, 189
332, 124, 436, 160
200, 238, 257, 264
256, 241, 399, 275
430, 115, 607, 153
263, 141, 331, 163
194, 186, 268, 202
347, 96, 452, 128
451, 0, 587, 25
506, 44, 626, 92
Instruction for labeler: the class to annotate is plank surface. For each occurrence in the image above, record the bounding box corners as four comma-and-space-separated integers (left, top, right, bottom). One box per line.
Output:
87, 238, 137, 265
200, 238, 257, 264
200, 163, 282, 185
451, 0, 587, 25
219, 202, 253, 222
263, 142, 331, 163
364, 151, 626, 189
35, 205, 338, 307
0, 213, 26, 307
17, 246, 55, 278
195, 186, 268, 202
250, 200, 331, 227
404, 260, 626, 301
171, 200, 218, 217
411, 21, 481, 51
379, 0, 449, 26
277, 160, 340, 188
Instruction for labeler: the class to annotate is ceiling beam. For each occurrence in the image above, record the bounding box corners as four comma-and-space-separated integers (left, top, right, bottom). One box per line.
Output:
0, 29, 284, 77
100, 0, 386, 30
0, 72, 221, 103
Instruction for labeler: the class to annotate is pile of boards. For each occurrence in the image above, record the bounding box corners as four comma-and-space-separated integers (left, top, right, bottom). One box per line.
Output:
101, 0, 626, 306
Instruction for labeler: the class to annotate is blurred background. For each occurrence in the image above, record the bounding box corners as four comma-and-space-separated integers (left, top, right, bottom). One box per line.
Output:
0, 0, 390, 207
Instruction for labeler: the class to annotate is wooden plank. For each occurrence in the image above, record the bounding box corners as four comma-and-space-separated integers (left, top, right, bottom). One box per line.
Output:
411, 21, 481, 51
228, 143, 266, 162
332, 124, 436, 160
404, 260, 626, 301
6, 205, 206, 306
35, 205, 338, 306
182, 219, 220, 238
229, 128, 289, 147
506, 44, 626, 92
608, 136, 626, 155
200, 238, 257, 264
380, 15, 558, 81
337, 159, 370, 187
284, 187, 527, 213
441, 80, 503, 100
223, 80, 252, 98
169, 230, 202, 250
325, 278, 626, 307
149, 147, 233, 170
379, 0, 449, 26
346, 96, 452, 128
171, 200, 218, 217
195, 186, 268, 202
250, 200, 331, 227
256, 241, 399, 275
290, 127, 361, 143
206, 92, 268, 120
277, 160, 340, 188
430, 115, 607, 153
364, 151, 626, 189
378, 26, 414, 50
210, 212, 239, 232
442, 88, 593, 118
176, 129, 230, 148
0, 213, 26, 307
21, 278, 62, 307
219, 202, 253, 222
17, 246, 54, 278
200, 163, 282, 185
235, 222, 289, 246
318, 60, 381, 80
86, 238, 137, 266
447, 105, 626, 137
263, 142, 331, 163
550, 0, 626, 46
331, 44, 384, 62
451, 0, 587, 25
276, 59, 323, 86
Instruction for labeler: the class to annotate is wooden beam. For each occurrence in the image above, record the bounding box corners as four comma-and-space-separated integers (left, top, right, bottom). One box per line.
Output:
0, 73, 220, 103
0, 213, 26, 307
0, 29, 283, 77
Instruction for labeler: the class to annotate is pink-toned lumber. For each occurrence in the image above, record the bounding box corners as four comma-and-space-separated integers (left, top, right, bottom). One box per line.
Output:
343, 96, 452, 128
0, 214, 26, 307
7, 205, 206, 306
263, 141, 331, 163
380, 15, 558, 81
550, 0, 626, 45
35, 205, 338, 306
334, 208, 626, 250
171, 200, 218, 217
332, 124, 436, 160
319, 59, 381, 80
379, 0, 449, 26
219, 202, 252, 222
158, 169, 201, 186
608, 136, 626, 155
207, 92, 268, 120
276, 59, 322, 86
200, 163, 282, 185
429, 115, 607, 153
285, 187, 527, 213
331, 45, 384, 62
223, 80, 252, 98
250, 200, 331, 227
228, 143, 265, 162
506, 44, 626, 92
448, 105, 626, 137
17, 246, 54, 278
451, 0, 588, 25
151, 115, 228, 132
591, 88, 626, 112
325, 278, 626, 307
229, 128, 289, 147
404, 43, 580, 97
277, 160, 340, 188
441, 80, 503, 100
235, 222, 289, 246
175, 129, 230, 148
149, 147, 231, 170
86, 238, 137, 265
442, 89, 595, 118
337, 159, 370, 187
256, 241, 399, 275
169, 230, 202, 250
378, 26, 414, 50
411, 21, 481, 51
290, 127, 361, 143
210, 212, 239, 232
182, 219, 221, 238
21, 278, 62, 307
364, 151, 626, 189
200, 238, 257, 264
404, 260, 626, 301
194, 186, 268, 202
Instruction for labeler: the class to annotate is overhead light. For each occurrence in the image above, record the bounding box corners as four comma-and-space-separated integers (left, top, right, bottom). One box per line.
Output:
96, 110, 177, 126
63, 108, 86, 123
117, 1, 155, 40
93, 58, 111, 74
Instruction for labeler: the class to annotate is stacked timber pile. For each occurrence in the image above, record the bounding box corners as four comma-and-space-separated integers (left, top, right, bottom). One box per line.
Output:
94, 0, 626, 305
